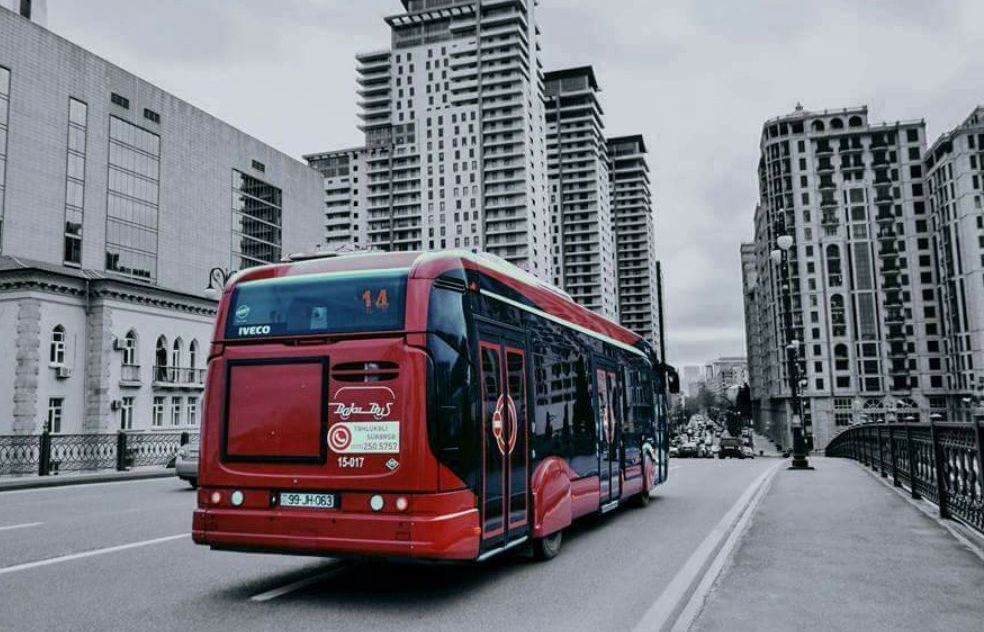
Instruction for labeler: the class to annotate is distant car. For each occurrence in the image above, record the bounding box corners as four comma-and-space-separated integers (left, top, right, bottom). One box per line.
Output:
669, 445, 680, 458
718, 437, 743, 459
740, 446, 755, 459
710, 444, 721, 457
678, 442, 699, 458
175, 438, 199, 488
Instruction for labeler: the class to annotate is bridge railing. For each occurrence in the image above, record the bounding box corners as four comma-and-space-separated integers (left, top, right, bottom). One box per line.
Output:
0, 430, 190, 477
825, 421, 984, 534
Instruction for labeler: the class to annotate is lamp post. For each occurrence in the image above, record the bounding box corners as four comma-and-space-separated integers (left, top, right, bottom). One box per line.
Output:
204, 267, 235, 300
771, 234, 812, 470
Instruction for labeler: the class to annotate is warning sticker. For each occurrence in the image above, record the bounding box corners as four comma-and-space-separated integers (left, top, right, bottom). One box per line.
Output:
328, 421, 400, 454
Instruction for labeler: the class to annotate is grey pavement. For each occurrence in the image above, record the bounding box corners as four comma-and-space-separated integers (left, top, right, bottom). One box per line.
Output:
691, 457, 984, 632
0, 458, 773, 632
0, 466, 175, 491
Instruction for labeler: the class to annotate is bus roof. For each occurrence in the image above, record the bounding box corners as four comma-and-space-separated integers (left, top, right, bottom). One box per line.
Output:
230, 250, 647, 352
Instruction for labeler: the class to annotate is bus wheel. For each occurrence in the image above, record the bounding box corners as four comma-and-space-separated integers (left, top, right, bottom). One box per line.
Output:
532, 530, 563, 561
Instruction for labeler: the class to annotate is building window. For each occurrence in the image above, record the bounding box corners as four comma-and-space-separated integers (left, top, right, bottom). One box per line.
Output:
171, 396, 183, 426
64, 98, 88, 265
251, 159, 265, 173
152, 397, 165, 427
50, 325, 66, 365
171, 337, 183, 369
143, 108, 160, 124
105, 116, 160, 280
120, 397, 134, 430
110, 92, 130, 109
186, 398, 198, 426
19, 0, 32, 19
232, 170, 283, 269
188, 340, 198, 368
122, 329, 138, 366
47, 398, 63, 434
0, 66, 10, 250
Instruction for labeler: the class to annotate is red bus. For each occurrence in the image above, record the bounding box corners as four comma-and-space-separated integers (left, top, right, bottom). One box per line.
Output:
192, 251, 676, 561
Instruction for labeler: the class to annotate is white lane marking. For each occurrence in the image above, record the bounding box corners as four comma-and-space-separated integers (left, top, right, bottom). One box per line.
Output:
0, 534, 186, 576
632, 462, 782, 632
0, 476, 172, 496
669, 466, 681, 471
0, 522, 42, 532
250, 563, 347, 602
670, 464, 779, 632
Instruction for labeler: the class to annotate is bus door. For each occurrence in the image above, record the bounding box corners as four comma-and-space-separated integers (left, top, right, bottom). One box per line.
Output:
595, 361, 622, 507
477, 329, 530, 550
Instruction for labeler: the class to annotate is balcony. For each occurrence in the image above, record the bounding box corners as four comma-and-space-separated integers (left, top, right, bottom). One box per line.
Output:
152, 366, 206, 389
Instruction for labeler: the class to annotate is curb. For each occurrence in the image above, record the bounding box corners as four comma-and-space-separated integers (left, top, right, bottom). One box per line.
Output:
0, 469, 176, 492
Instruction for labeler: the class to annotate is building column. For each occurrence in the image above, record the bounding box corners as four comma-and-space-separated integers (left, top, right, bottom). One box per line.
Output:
84, 299, 114, 433
12, 298, 42, 434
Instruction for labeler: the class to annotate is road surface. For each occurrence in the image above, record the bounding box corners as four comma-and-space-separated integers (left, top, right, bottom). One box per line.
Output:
1, 457, 776, 632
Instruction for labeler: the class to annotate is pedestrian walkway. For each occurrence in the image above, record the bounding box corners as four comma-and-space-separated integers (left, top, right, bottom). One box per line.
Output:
0, 466, 174, 492
690, 457, 984, 632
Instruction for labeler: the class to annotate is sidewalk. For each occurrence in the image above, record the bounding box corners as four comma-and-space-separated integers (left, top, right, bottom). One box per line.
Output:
691, 457, 984, 632
0, 466, 175, 492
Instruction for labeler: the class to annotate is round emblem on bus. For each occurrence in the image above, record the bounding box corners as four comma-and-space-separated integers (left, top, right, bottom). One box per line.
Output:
328, 424, 352, 452
235, 304, 250, 321
491, 394, 518, 456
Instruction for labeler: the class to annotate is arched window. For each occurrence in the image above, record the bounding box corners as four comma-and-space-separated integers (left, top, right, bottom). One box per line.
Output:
189, 340, 199, 369
811, 120, 825, 132
123, 330, 138, 366
830, 294, 846, 337
834, 343, 849, 371
156, 336, 168, 381
826, 245, 843, 287
848, 115, 863, 128
830, 117, 844, 130
50, 325, 66, 365
172, 337, 183, 369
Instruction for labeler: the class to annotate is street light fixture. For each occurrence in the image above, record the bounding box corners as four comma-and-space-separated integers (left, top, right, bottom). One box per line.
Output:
773, 233, 812, 470
204, 267, 235, 300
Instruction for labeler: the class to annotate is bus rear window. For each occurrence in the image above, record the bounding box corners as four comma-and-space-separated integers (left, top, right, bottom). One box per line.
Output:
225, 269, 408, 339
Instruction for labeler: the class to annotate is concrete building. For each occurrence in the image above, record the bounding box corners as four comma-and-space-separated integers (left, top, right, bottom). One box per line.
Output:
608, 134, 659, 345
924, 106, 984, 422
543, 67, 617, 319
743, 105, 946, 450
304, 147, 368, 252
0, 8, 322, 435
0, 0, 44, 26
347, 0, 552, 280
707, 356, 748, 398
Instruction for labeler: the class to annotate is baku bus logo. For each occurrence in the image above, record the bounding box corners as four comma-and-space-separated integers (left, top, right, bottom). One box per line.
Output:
330, 386, 396, 421
491, 393, 518, 456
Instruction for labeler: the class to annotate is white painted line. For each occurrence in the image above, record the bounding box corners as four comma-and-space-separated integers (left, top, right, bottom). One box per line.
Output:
250, 563, 347, 602
0, 522, 42, 532
670, 464, 779, 632
632, 462, 782, 632
0, 476, 172, 495
0, 534, 186, 576
669, 466, 681, 471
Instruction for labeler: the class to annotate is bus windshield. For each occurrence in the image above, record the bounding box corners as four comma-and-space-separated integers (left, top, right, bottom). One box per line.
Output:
224, 268, 408, 339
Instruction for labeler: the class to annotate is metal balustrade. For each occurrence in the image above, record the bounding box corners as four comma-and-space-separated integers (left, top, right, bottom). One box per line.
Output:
826, 421, 984, 534
0, 430, 189, 477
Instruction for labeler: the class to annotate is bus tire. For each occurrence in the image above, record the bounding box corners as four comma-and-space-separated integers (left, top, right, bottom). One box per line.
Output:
532, 530, 563, 561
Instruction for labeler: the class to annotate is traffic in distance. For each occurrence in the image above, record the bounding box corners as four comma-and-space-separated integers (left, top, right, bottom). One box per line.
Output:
192, 250, 679, 562
668, 414, 758, 460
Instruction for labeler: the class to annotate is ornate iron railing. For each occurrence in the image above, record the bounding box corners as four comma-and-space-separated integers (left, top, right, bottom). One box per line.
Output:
0, 430, 189, 477
826, 422, 984, 534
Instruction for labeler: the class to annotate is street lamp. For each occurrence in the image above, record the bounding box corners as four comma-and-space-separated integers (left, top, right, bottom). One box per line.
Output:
204, 267, 235, 300
773, 234, 812, 470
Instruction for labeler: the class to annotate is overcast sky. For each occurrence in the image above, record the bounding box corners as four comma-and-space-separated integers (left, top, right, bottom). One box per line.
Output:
47, 0, 984, 367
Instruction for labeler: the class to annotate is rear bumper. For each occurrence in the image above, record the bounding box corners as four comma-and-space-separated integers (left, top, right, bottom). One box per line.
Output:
192, 497, 480, 561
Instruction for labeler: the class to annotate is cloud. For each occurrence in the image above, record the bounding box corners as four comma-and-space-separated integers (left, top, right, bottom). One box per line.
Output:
47, 0, 984, 367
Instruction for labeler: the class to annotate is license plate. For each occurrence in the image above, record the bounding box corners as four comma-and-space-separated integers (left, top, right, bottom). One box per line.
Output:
278, 492, 338, 509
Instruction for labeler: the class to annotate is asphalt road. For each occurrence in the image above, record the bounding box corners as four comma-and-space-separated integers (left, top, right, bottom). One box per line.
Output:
0, 457, 777, 632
